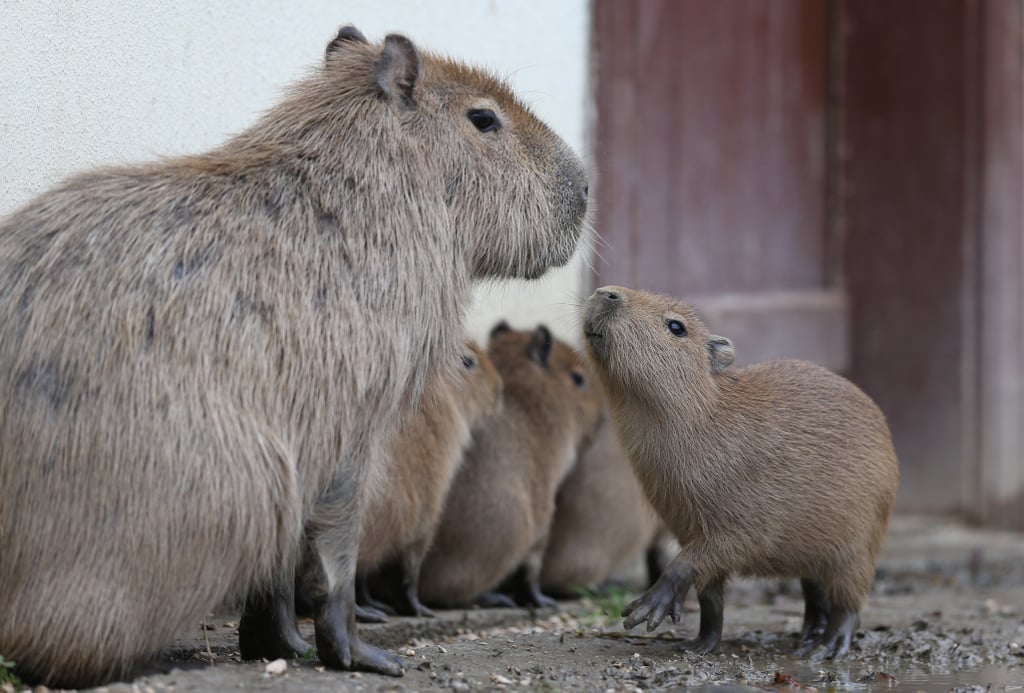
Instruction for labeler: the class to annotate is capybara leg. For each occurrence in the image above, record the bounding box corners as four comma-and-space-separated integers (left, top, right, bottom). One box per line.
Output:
356, 573, 394, 620
622, 552, 695, 633
476, 591, 518, 608
645, 540, 672, 587
310, 467, 403, 676
687, 577, 725, 654
238, 577, 311, 661
354, 603, 389, 624
398, 547, 435, 618
812, 607, 859, 659
798, 578, 829, 643
314, 585, 404, 675
505, 550, 559, 609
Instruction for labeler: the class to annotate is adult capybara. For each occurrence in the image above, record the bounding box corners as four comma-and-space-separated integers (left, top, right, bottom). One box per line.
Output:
356, 341, 503, 620
0, 26, 586, 687
418, 324, 604, 609
582, 286, 898, 659
540, 414, 665, 596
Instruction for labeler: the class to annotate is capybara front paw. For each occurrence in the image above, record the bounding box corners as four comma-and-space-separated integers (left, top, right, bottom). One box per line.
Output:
476, 591, 518, 608
352, 639, 404, 677
355, 603, 389, 624
684, 635, 719, 656
622, 584, 683, 632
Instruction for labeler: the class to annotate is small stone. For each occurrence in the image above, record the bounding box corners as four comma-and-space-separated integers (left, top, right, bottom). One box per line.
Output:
401, 647, 416, 657
490, 673, 512, 685
264, 658, 288, 675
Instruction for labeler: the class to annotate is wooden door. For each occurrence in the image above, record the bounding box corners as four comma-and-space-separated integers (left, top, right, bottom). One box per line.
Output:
591, 0, 1024, 526
591, 0, 846, 371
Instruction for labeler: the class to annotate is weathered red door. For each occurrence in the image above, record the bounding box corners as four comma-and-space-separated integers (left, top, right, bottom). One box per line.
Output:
592, 0, 845, 371
591, 0, 1024, 526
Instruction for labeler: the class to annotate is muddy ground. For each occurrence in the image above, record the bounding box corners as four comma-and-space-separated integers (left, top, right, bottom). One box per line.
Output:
17, 516, 1024, 692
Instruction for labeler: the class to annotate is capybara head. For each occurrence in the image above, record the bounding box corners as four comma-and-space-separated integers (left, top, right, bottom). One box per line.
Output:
454, 340, 504, 429
488, 322, 604, 451
321, 27, 588, 280
582, 286, 735, 404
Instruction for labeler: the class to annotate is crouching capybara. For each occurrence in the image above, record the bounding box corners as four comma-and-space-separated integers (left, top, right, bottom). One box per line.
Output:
355, 341, 503, 620
582, 286, 898, 659
0, 25, 586, 687
540, 414, 667, 597
418, 324, 604, 608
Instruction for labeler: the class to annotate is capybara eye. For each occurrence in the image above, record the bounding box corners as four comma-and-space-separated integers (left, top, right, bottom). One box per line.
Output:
667, 319, 687, 337
462, 355, 477, 369
468, 109, 500, 133
570, 371, 585, 387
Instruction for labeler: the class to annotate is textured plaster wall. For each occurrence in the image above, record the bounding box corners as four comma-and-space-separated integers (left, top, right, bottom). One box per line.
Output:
0, 0, 592, 344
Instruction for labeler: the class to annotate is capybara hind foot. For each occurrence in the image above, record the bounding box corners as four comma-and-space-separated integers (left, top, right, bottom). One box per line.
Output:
239, 590, 312, 660
503, 564, 559, 609
398, 589, 435, 618
356, 574, 396, 617
795, 607, 858, 659
622, 556, 694, 633
683, 578, 725, 655
314, 598, 404, 676
798, 578, 829, 643
355, 604, 389, 624
476, 591, 518, 608
523, 588, 559, 610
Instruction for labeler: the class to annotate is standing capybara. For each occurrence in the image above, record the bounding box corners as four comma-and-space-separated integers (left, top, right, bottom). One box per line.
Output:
540, 414, 666, 596
418, 323, 604, 608
582, 286, 898, 659
0, 26, 587, 687
356, 341, 503, 619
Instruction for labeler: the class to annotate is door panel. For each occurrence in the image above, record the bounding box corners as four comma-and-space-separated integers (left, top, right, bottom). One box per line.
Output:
592, 0, 840, 369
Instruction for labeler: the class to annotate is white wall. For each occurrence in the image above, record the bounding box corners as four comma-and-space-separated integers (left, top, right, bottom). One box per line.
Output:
0, 0, 592, 344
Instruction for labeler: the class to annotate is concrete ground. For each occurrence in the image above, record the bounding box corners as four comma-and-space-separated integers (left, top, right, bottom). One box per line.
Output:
16, 515, 1024, 692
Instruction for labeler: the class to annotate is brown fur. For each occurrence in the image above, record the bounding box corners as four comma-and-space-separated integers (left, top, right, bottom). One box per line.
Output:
583, 286, 898, 617
418, 325, 604, 607
540, 414, 662, 593
0, 26, 586, 687
357, 342, 502, 601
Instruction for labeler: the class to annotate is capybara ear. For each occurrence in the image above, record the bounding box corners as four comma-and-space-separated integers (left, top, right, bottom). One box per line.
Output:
375, 33, 423, 109
325, 25, 368, 56
708, 335, 735, 373
527, 325, 553, 368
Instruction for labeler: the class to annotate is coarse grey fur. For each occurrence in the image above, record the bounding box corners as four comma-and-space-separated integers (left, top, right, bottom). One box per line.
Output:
0, 26, 586, 687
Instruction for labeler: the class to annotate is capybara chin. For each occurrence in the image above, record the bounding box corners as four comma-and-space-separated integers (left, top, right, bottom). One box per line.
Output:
0, 24, 586, 687
582, 286, 898, 659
